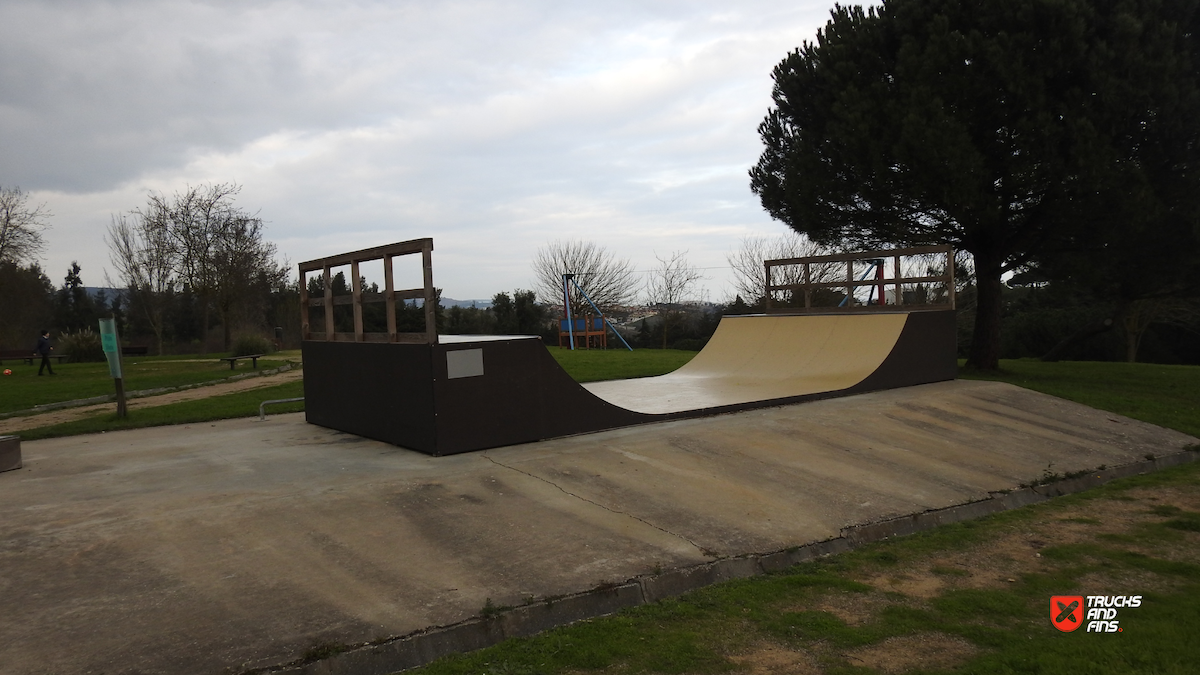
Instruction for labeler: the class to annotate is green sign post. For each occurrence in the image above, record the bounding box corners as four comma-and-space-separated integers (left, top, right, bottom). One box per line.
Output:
98, 318, 127, 418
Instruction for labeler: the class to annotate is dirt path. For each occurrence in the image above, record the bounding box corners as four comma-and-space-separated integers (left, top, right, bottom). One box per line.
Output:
0, 367, 304, 434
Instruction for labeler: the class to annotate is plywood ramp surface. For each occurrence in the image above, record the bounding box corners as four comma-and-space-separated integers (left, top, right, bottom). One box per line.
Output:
585, 313, 909, 414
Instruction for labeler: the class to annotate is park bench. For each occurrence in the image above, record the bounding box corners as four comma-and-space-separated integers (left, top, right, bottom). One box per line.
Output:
0, 350, 69, 365
219, 354, 265, 370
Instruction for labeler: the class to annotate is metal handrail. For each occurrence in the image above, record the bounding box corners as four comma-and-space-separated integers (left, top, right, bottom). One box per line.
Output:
259, 397, 305, 420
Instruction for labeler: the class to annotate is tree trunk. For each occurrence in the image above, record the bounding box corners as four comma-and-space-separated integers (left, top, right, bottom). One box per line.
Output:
200, 301, 210, 356
152, 314, 165, 357
966, 256, 1004, 370
1125, 328, 1139, 363
1118, 299, 1161, 364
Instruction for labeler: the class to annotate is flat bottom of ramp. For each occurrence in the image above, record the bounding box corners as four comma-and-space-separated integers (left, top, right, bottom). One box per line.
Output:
1, 380, 1195, 675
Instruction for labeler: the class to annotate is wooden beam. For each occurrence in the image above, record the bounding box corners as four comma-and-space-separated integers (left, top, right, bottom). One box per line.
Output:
763, 261, 772, 311
894, 255, 903, 307
422, 242, 437, 344
300, 237, 440, 344
298, 238, 434, 273
299, 266, 310, 339
384, 255, 397, 340
764, 244, 953, 267
323, 266, 334, 340
803, 262, 812, 309
351, 260, 363, 341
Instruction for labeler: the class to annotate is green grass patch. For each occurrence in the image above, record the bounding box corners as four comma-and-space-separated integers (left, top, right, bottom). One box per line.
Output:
0, 351, 299, 414
959, 359, 1200, 438
547, 347, 696, 383
16, 380, 305, 440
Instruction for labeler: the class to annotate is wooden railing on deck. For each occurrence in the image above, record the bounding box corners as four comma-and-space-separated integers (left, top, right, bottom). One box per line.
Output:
764, 245, 955, 313
298, 238, 438, 344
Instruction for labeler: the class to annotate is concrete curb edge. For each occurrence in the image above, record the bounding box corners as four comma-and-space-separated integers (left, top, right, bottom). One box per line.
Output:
264, 447, 1200, 675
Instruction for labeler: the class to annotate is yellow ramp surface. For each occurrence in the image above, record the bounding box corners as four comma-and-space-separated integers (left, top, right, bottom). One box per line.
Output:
584, 313, 909, 414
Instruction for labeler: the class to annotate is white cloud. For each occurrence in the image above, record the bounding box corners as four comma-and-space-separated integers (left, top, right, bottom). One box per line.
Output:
1, 0, 837, 300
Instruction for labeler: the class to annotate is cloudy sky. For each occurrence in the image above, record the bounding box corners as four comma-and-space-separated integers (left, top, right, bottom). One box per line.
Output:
2, 0, 840, 302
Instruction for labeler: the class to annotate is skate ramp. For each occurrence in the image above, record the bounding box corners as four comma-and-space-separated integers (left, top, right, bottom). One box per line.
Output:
303, 310, 957, 455
585, 313, 909, 414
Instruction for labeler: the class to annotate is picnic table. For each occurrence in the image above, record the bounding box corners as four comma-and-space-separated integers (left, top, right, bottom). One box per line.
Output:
219, 354, 265, 370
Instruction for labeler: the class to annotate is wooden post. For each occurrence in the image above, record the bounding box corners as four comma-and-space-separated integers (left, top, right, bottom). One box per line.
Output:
422, 242, 437, 344
803, 262, 812, 310
876, 260, 886, 306
323, 266, 334, 340
764, 262, 772, 311
351, 259, 364, 341
299, 267, 310, 339
947, 248, 956, 310
846, 261, 854, 307
114, 377, 127, 418
383, 255, 397, 341
893, 255, 903, 307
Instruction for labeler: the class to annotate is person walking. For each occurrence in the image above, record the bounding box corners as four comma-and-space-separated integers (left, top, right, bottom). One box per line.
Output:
35, 330, 55, 376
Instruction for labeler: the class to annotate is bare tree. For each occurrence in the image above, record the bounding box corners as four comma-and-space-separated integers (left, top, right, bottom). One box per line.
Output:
108, 183, 284, 353
164, 183, 241, 353
107, 207, 178, 355
532, 240, 638, 315
726, 232, 834, 305
0, 186, 51, 264
210, 212, 287, 350
644, 250, 704, 349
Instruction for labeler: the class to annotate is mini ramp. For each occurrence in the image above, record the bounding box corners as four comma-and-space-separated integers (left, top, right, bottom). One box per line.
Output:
298, 239, 957, 455
302, 310, 957, 456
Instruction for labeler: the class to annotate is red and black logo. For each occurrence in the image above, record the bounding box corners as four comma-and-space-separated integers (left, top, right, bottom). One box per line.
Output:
1051, 595, 1084, 632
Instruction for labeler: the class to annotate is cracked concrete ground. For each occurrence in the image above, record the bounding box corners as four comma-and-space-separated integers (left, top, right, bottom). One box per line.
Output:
1, 379, 1195, 675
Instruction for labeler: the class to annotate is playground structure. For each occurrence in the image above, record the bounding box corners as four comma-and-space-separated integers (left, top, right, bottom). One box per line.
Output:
301, 239, 957, 455
558, 316, 607, 349
557, 273, 633, 351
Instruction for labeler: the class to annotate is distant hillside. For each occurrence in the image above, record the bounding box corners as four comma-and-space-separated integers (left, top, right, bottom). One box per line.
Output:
441, 297, 492, 309
84, 287, 125, 301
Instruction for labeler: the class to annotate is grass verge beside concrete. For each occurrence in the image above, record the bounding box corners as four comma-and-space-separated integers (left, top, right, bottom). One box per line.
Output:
961, 359, 1200, 438
17, 380, 305, 441
0, 351, 301, 414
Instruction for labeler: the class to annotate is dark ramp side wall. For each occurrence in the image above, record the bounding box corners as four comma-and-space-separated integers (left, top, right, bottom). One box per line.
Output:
302, 338, 649, 456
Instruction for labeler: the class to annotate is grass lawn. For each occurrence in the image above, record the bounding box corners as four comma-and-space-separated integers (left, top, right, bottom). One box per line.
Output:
16, 380, 306, 441
0, 351, 300, 415
961, 359, 1200, 439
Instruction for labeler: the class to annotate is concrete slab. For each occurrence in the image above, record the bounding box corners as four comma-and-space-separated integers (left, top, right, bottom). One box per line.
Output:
0, 380, 1195, 675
